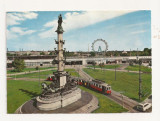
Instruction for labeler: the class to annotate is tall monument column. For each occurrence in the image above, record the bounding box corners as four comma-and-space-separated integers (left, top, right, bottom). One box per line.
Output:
57, 32, 64, 71
55, 14, 66, 88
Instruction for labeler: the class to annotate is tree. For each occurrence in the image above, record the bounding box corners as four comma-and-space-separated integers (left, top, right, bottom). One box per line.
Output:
12, 58, 25, 72
65, 51, 74, 57
141, 48, 151, 56
120, 53, 127, 56
99, 62, 104, 70
92, 61, 96, 70
149, 61, 152, 66
148, 49, 151, 56
40, 52, 45, 55
35, 66, 39, 70
113, 51, 119, 56
131, 51, 137, 56
105, 52, 112, 57
129, 60, 134, 66
7, 53, 13, 56
49, 52, 53, 55
22, 53, 28, 56
52, 59, 57, 65
144, 48, 149, 52
90, 52, 96, 57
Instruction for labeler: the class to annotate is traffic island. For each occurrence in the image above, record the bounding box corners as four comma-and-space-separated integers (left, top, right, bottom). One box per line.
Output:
15, 91, 99, 114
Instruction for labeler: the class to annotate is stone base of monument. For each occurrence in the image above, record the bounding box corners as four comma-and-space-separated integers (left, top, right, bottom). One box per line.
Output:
15, 90, 99, 114
36, 88, 81, 111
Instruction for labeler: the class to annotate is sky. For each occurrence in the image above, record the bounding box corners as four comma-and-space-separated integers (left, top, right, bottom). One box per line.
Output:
6, 11, 151, 52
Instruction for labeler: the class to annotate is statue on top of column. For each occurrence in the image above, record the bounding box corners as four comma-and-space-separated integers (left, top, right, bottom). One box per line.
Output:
58, 14, 62, 26
56, 14, 64, 33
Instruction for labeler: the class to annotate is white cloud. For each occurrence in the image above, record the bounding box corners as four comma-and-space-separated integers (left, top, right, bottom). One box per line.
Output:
10, 27, 36, 35
124, 22, 149, 28
130, 30, 147, 35
38, 28, 56, 39
7, 12, 38, 26
39, 11, 134, 38
22, 12, 38, 19
44, 20, 57, 28
7, 27, 36, 40
134, 39, 143, 47
7, 29, 18, 40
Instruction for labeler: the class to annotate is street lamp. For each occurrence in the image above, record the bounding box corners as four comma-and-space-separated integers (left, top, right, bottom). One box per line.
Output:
121, 94, 124, 108
118, 91, 125, 108
39, 68, 40, 88
139, 60, 142, 101
78, 62, 80, 79
115, 63, 116, 81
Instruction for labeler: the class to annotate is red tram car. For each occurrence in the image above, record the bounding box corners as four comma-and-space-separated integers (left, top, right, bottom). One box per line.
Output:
77, 79, 111, 95
46, 75, 111, 95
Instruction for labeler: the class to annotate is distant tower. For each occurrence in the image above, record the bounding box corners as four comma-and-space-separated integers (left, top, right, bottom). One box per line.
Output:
98, 46, 102, 52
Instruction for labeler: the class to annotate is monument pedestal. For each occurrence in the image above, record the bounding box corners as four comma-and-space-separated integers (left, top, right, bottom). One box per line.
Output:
36, 87, 81, 111
54, 71, 67, 89
15, 91, 99, 114
36, 93, 61, 111
61, 88, 81, 107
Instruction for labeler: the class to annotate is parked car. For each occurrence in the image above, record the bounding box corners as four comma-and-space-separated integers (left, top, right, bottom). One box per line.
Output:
137, 103, 152, 112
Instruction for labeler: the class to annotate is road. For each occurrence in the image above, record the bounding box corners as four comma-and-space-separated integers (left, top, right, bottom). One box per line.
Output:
74, 66, 94, 81
7, 68, 55, 76
107, 90, 139, 112
85, 67, 144, 74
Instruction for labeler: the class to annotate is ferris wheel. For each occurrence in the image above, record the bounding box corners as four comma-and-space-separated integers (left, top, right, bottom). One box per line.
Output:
91, 39, 108, 52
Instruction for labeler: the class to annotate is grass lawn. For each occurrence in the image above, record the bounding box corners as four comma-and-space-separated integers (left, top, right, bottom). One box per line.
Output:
87, 64, 121, 69
9, 69, 79, 79
7, 80, 50, 113
9, 70, 56, 79
65, 69, 80, 77
83, 68, 151, 102
125, 65, 151, 73
79, 86, 127, 113
7, 67, 55, 74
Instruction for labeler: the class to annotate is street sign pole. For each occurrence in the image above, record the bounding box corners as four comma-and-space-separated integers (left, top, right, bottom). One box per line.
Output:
115, 65, 116, 81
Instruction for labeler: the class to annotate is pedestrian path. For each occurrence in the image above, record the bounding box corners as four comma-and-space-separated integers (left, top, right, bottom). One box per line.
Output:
85, 67, 143, 74
7, 68, 56, 76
